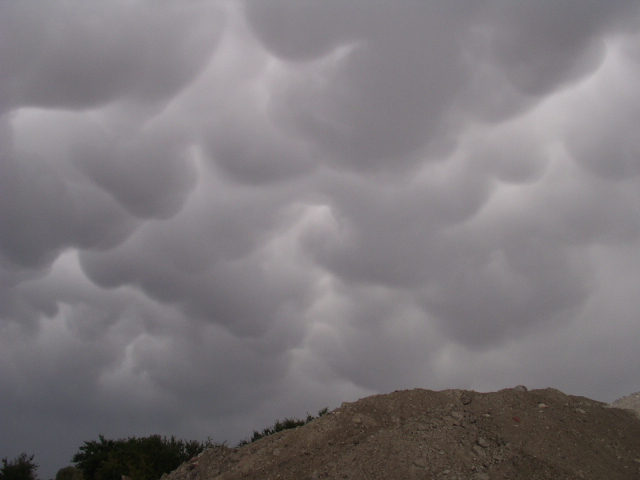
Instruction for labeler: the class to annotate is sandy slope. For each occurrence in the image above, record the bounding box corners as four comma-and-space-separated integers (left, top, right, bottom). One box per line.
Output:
165, 387, 640, 480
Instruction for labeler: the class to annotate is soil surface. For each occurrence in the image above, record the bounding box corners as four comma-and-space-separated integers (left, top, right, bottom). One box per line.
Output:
164, 387, 640, 480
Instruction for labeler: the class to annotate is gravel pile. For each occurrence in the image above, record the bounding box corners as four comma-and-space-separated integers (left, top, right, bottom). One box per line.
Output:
164, 387, 640, 480
610, 391, 640, 418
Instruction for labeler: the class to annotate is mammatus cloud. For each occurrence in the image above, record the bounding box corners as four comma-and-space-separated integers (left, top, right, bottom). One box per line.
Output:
1, 1, 640, 477
0, 2, 224, 111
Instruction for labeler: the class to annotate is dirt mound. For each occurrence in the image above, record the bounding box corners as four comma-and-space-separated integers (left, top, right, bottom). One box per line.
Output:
165, 387, 640, 480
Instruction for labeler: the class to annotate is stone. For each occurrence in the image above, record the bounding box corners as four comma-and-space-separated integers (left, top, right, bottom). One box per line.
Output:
472, 445, 486, 457
413, 458, 427, 468
477, 437, 490, 448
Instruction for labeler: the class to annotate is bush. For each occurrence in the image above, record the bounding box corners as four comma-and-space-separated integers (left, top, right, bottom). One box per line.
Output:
237, 407, 329, 446
0, 453, 38, 480
54, 466, 82, 480
71, 407, 330, 480
72, 435, 215, 480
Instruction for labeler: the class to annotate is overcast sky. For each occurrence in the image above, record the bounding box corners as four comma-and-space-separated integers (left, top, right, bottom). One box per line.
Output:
2, 1, 640, 477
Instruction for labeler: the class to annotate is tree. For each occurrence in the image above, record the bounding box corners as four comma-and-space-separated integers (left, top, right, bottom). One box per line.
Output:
0, 453, 38, 480
71, 436, 116, 480
55, 466, 83, 480
72, 435, 214, 480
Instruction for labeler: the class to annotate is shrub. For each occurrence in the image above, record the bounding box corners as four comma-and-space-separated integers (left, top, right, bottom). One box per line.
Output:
72, 435, 216, 480
237, 407, 329, 447
54, 466, 83, 480
0, 453, 39, 480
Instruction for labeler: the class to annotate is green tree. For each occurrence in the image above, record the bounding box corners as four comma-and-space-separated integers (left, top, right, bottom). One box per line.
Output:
0, 453, 38, 480
72, 435, 214, 480
71, 436, 116, 480
54, 466, 83, 480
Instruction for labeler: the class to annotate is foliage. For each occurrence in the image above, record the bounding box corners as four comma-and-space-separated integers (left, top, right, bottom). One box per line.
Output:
65, 407, 329, 480
72, 435, 216, 480
0, 453, 39, 480
55, 466, 83, 480
237, 407, 330, 447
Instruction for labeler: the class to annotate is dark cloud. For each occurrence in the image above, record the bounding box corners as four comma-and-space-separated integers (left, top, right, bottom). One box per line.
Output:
482, 1, 616, 95
1, 111, 140, 271
299, 164, 492, 289
72, 126, 198, 219
0, 2, 224, 112
201, 92, 315, 185
258, 2, 473, 172
2, 2, 640, 478
564, 68, 640, 182
0, 140, 136, 270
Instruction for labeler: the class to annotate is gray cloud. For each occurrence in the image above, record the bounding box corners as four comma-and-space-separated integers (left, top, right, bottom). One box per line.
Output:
0, 2, 224, 112
1, 111, 140, 271
2, 2, 640, 478
72, 125, 198, 219
256, 2, 474, 172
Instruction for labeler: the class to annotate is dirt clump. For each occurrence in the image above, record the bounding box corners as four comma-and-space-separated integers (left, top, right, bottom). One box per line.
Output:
164, 387, 640, 480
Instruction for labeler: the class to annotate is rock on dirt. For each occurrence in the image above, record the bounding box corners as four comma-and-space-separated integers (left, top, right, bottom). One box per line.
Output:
164, 387, 640, 480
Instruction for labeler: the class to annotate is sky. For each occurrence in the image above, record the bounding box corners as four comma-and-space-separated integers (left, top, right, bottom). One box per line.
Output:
1, 0, 640, 477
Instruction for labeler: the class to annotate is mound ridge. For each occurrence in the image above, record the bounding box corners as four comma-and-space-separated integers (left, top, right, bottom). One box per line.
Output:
165, 387, 640, 480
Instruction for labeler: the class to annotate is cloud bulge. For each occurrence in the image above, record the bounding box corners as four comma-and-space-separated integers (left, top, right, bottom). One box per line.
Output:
1, 1, 640, 477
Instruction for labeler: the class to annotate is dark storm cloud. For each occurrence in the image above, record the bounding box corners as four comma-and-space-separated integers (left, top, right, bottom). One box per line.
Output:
244, 1, 638, 171
72, 124, 198, 219
564, 58, 640, 182
203, 107, 316, 184
0, 0, 226, 270
0, 1, 224, 112
300, 164, 492, 288
0, 116, 138, 270
2, 2, 640, 478
482, 1, 619, 95
253, 1, 474, 172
